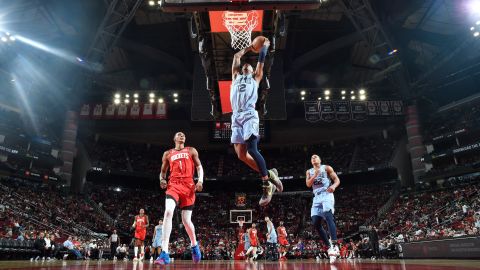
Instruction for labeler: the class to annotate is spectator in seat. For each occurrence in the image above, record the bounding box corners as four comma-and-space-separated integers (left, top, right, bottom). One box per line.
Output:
117, 244, 128, 260
50, 234, 60, 259
358, 238, 372, 259
63, 236, 82, 260
33, 232, 47, 261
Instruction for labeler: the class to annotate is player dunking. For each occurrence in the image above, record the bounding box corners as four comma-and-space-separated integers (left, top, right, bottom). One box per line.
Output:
277, 221, 289, 260
132, 209, 149, 261
244, 223, 258, 262
155, 132, 203, 265
230, 39, 283, 206
306, 154, 340, 263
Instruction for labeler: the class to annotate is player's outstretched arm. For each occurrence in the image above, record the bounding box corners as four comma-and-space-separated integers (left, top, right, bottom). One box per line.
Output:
159, 151, 169, 189
254, 39, 270, 84
326, 166, 340, 193
190, 147, 204, 192
232, 46, 253, 80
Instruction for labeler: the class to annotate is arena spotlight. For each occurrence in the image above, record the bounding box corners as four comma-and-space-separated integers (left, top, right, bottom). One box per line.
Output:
157, 0, 161, 4
300, 90, 306, 96
360, 95, 366, 100
174, 98, 178, 103
125, 94, 130, 98
301, 96, 305, 101
124, 99, 130, 104
148, 0, 155, 6
341, 90, 346, 95
149, 93, 155, 98
173, 93, 179, 98
350, 91, 355, 94
470, 1, 480, 14
114, 99, 120, 104
1, 37, 7, 42
317, 97, 322, 100
133, 93, 139, 98
324, 90, 330, 95
359, 89, 366, 95
325, 96, 330, 100
351, 96, 356, 100
114, 93, 120, 98
149, 98, 155, 103
475, 32, 480, 37
158, 98, 164, 103
134, 99, 139, 103
342, 96, 346, 100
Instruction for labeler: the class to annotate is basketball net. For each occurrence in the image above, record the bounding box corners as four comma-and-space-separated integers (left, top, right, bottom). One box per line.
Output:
222, 11, 258, 50
238, 220, 244, 228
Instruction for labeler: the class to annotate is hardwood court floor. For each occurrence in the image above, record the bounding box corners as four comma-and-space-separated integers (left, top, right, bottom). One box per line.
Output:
0, 259, 479, 270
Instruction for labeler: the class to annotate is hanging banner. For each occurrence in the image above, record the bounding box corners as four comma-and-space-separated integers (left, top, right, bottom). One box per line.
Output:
105, 104, 115, 118
351, 101, 367, 121
92, 104, 103, 119
320, 101, 335, 122
80, 104, 90, 118
379, 101, 391, 116
117, 104, 128, 119
334, 101, 351, 122
304, 101, 320, 122
392, 101, 404, 116
155, 103, 167, 119
367, 101, 380, 116
142, 103, 154, 119
129, 103, 141, 119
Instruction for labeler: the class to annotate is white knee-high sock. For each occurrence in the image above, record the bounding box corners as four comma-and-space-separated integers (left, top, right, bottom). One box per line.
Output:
162, 199, 176, 253
134, 246, 138, 258
181, 210, 197, 247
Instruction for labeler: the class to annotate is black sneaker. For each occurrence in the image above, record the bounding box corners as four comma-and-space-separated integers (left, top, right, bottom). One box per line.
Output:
259, 181, 276, 206
268, 168, 283, 192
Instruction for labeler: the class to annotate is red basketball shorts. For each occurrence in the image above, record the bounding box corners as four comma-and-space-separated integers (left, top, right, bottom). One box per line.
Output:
135, 229, 146, 241
279, 237, 289, 246
165, 178, 196, 209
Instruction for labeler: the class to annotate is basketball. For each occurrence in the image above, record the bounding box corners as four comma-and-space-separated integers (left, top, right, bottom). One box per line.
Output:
251, 36, 267, 53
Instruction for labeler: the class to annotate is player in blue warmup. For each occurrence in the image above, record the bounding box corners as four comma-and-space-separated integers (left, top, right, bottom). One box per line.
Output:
230, 38, 283, 206
306, 154, 341, 263
151, 219, 163, 262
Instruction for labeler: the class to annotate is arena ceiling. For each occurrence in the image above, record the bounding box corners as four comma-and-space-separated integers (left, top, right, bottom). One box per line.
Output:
1, 0, 480, 107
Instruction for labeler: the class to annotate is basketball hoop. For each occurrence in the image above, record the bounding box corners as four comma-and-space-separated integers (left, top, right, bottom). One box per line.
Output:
222, 11, 259, 50
238, 220, 244, 228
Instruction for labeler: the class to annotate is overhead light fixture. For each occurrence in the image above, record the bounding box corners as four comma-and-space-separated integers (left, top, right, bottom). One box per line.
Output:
359, 89, 366, 95
114, 93, 120, 98
475, 32, 480, 37
360, 95, 366, 100
9, 36, 16, 41
341, 90, 346, 95
174, 99, 178, 103
149, 93, 155, 98
300, 90, 306, 96
157, 0, 161, 4
124, 99, 130, 104
301, 97, 305, 101
472, 26, 476, 31
125, 94, 130, 98
351, 96, 356, 100
114, 99, 120, 104
133, 93, 139, 98
318, 97, 322, 100
477, 21, 480, 25
324, 90, 330, 95
325, 96, 330, 100
1, 37, 7, 42
350, 91, 355, 94
342, 96, 345, 100
149, 98, 155, 103
148, 0, 155, 6
173, 93, 178, 98
134, 99, 138, 103
158, 98, 164, 103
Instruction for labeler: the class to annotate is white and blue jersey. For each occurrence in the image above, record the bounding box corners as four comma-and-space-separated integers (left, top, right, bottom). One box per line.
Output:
267, 222, 277, 244
152, 225, 163, 248
244, 231, 251, 250
230, 74, 260, 144
308, 165, 335, 217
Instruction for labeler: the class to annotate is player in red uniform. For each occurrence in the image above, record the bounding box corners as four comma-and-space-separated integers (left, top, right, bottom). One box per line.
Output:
155, 132, 204, 265
132, 208, 149, 261
245, 223, 259, 262
277, 221, 289, 260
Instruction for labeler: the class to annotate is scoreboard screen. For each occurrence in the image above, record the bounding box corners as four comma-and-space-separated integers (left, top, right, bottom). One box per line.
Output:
211, 121, 268, 142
